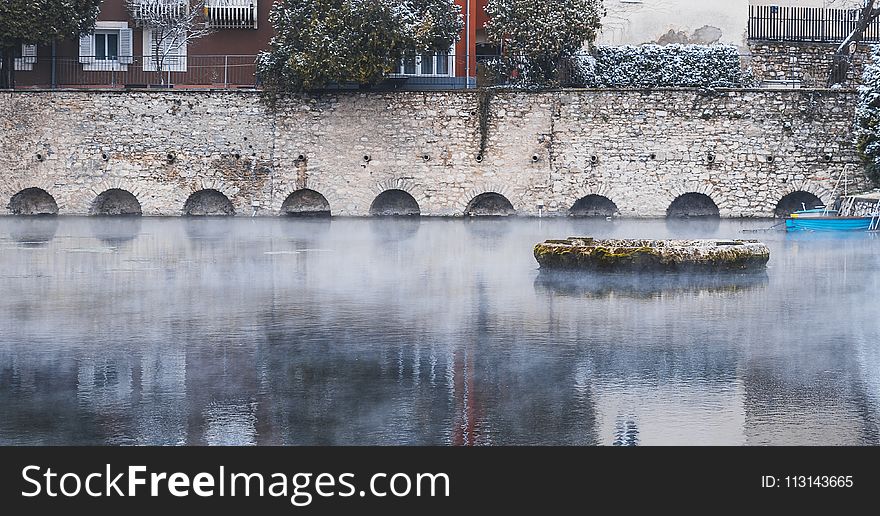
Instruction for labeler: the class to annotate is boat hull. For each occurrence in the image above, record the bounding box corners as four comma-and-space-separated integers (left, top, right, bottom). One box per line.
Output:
784, 217, 874, 232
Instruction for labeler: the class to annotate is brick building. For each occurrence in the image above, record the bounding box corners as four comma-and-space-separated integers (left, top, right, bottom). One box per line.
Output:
13, 0, 488, 89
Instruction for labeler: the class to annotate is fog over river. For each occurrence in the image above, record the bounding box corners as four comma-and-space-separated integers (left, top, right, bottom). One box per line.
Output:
1, 217, 878, 445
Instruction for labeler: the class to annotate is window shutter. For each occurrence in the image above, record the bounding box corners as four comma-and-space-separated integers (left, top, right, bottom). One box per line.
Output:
79, 34, 94, 63
119, 28, 133, 64
163, 33, 187, 72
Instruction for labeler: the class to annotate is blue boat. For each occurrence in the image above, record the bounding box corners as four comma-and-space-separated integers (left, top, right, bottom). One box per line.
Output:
784, 204, 879, 232
784, 215, 875, 232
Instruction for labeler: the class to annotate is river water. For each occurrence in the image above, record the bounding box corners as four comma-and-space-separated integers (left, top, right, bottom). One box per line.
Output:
0, 216, 878, 445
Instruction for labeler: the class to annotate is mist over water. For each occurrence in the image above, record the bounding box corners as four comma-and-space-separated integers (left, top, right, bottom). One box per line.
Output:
0, 216, 878, 445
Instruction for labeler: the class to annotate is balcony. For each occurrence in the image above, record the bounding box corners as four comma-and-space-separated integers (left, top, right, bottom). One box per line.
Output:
205, 0, 258, 29
130, 0, 189, 23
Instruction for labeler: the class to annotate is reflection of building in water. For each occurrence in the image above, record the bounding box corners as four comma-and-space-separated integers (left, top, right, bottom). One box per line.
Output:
135, 348, 187, 445
742, 357, 879, 446
73, 348, 188, 445
586, 347, 746, 446
183, 336, 265, 445
613, 418, 639, 447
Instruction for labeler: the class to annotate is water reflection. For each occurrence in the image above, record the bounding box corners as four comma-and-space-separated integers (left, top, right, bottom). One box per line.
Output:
89, 216, 142, 247
0, 217, 878, 445
6, 216, 59, 247
183, 217, 233, 241
665, 217, 722, 235
368, 217, 420, 241
534, 270, 769, 299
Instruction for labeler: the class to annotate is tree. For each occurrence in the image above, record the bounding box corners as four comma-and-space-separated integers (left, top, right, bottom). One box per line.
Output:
126, 0, 213, 85
257, 0, 463, 94
0, 0, 102, 89
484, 0, 604, 87
856, 44, 880, 184
828, 0, 880, 87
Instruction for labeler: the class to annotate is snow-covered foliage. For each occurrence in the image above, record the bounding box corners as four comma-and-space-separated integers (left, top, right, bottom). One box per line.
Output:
586, 45, 751, 88
856, 44, 880, 184
258, 0, 462, 94
484, 0, 603, 87
0, 0, 102, 88
0, 0, 101, 46
484, 44, 750, 90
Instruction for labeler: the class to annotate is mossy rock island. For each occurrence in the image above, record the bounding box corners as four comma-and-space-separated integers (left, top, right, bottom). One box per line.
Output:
534, 238, 770, 272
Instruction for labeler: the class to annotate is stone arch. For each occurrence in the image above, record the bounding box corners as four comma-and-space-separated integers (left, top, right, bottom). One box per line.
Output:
183, 189, 235, 216
281, 189, 331, 217
8, 187, 58, 215
774, 191, 824, 218
369, 189, 420, 216
90, 188, 142, 216
666, 192, 720, 218
569, 194, 619, 218
465, 192, 515, 216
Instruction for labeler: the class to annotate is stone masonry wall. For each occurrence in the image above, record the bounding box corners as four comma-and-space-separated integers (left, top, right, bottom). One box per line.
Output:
0, 88, 869, 217
748, 41, 871, 87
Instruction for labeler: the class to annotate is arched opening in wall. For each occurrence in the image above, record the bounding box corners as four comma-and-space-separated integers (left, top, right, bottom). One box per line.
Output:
369, 189, 420, 216
183, 189, 235, 216
464, 192, 515, 216
774, 191, 823, 218
90, 189, 142, 216
666, 192, 720, 218
281, 189, 331, 217
8, 188, 58, 215
569, 194, 619, 218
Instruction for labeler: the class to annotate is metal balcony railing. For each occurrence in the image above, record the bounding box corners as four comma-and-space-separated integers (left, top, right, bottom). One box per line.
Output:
130, 0, 190, 23
205, 0, 258, 29
41, 55, 259, 89
748, 4, 880, 43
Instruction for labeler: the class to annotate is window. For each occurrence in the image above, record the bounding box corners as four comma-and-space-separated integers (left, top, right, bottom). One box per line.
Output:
14, 44, 37, 71
395, 48, 453, 77
95, 32, 119, 61
79, 22, 133, 71
421, 53, 434, 75
403, 56, 416, 75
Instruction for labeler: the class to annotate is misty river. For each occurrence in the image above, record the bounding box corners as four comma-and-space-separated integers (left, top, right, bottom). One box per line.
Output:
1, 216, 878, 445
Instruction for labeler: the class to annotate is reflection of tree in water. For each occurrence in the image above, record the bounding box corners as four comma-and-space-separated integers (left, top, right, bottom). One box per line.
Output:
0, 353, 105, 444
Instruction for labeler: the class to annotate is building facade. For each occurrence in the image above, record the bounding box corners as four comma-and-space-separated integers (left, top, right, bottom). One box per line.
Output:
13, 0, 487, 90
8, 1, 877, 90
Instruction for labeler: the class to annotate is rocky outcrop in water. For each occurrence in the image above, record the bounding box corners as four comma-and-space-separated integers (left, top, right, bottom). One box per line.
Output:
534, 237, 770, 272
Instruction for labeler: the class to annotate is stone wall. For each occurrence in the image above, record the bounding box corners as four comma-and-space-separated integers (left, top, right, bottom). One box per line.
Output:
748, 41, 871, 87
0, 88, 869, 218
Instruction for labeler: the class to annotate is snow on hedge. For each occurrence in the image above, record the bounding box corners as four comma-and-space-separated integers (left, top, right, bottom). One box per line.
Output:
585, 44, 751, 88
485, 44, 752, 89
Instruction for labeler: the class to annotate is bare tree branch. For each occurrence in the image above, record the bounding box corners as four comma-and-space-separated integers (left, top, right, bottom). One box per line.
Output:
126, 0, 213, 84
828, 0, 880, 86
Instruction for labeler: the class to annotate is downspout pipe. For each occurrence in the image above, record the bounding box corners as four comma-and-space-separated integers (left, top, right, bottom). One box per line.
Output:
465, 0, 471, 89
